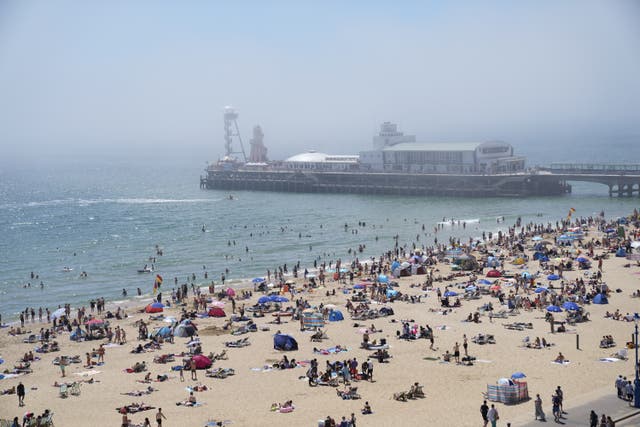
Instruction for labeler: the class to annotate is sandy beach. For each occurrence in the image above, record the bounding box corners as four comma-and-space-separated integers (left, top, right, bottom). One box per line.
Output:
1, 213, 640, 427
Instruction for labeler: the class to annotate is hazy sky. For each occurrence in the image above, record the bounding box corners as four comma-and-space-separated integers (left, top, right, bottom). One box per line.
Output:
1, 0, 639, 164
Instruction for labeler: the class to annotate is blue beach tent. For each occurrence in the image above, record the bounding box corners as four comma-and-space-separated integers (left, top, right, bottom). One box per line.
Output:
593, 293, 608, 304
328, 310, 344, 322
273, 334, 298, 351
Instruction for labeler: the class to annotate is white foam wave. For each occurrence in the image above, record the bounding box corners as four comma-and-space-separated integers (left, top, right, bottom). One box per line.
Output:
437, 218, 480, 225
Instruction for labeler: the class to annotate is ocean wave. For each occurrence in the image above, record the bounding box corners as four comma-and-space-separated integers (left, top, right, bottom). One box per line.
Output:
6, 197, 221, 209
437, 218, 480, 225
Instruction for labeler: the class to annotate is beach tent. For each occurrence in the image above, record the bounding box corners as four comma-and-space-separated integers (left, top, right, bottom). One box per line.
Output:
546, 305, 562, 312
226, 288, 236, 297
154, 326, 173, 338
70, 328, 86, 341
615, 248, 627, 258
562, 301, 580, 311
273, 334, 298, 351
192, 355, 212, 369
486, 270, 502, 278
532, 251, 545, 260
328, 310, 344, 322
145, 302, 164, 313
593, 293, 608, 304
173, 324, 197, 337
512, 257, 526, 265
208, 307, 226, 317
521, 272, 532, 279
302, 312, 324, 329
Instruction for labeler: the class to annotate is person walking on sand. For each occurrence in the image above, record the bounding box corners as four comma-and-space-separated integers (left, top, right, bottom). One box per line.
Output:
480, 400, 489, 427
487, 404, 499, 427
590, 410, 598, 427
16, 382, 25, 407
155, 408, 166, 427
190, 358, 197, 380
534, 394, 546, 421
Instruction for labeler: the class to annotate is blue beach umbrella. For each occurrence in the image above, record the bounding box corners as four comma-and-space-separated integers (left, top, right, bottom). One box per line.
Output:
562, 301, 580, 311
547, 274, 560, 281
546, 305, 562, 312
378, 274, 389, 283
534, 287, 548, 293
477, 279, 492, 285
575, 257, 588, 263
270, 295, 289, 303
511, 372, 526, 379
252, 277, 265, 283
522, 271, 532, 279
444, 290, 458, 297
258, 296, 271, 304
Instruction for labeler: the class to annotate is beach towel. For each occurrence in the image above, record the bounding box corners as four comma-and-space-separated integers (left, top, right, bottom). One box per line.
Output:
599, 357, 621, 363
551, 360, 570, 365
74, 370, 101, 376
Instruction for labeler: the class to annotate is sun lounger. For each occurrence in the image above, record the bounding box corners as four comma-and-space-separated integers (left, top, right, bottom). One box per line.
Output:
225, 337, 250, 348
70, 382, 81, 396
59, 384, 68, 398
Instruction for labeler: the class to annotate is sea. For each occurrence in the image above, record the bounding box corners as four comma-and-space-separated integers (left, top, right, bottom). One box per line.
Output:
1, 149, 638, 320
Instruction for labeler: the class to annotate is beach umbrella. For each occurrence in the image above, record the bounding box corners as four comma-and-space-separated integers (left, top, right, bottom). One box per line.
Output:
258, 296, 271, 304
511, 372, 526, 379
546, 305, 562, 312
477, 279, 492, 285
252, 277, 265, 283
443, 290, 458, 297
51, 308, 66, 320
534, 287, 548, 294
192, 355, 212, 369
562, 301, 580, 311
486, 270, 502, 278
575, 257, 589, 263
226, 288, 236, 297
378, 274, 389, 283
547, 274, 560, 281
269, 295, 289, 303
209, 301, 225, 308
521, 271, 532, 279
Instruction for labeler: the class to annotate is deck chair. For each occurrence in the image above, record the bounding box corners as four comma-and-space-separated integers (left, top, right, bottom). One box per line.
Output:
41, 412, 54, 426
70, 382, 81, 396
59, 383, 69, 398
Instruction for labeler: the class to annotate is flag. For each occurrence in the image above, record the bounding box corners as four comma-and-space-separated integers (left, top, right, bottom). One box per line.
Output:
153, 274, 163, 294
567, 207, 576, 219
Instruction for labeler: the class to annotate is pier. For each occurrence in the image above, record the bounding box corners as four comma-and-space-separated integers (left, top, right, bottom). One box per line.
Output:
539, 163, 640, 197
